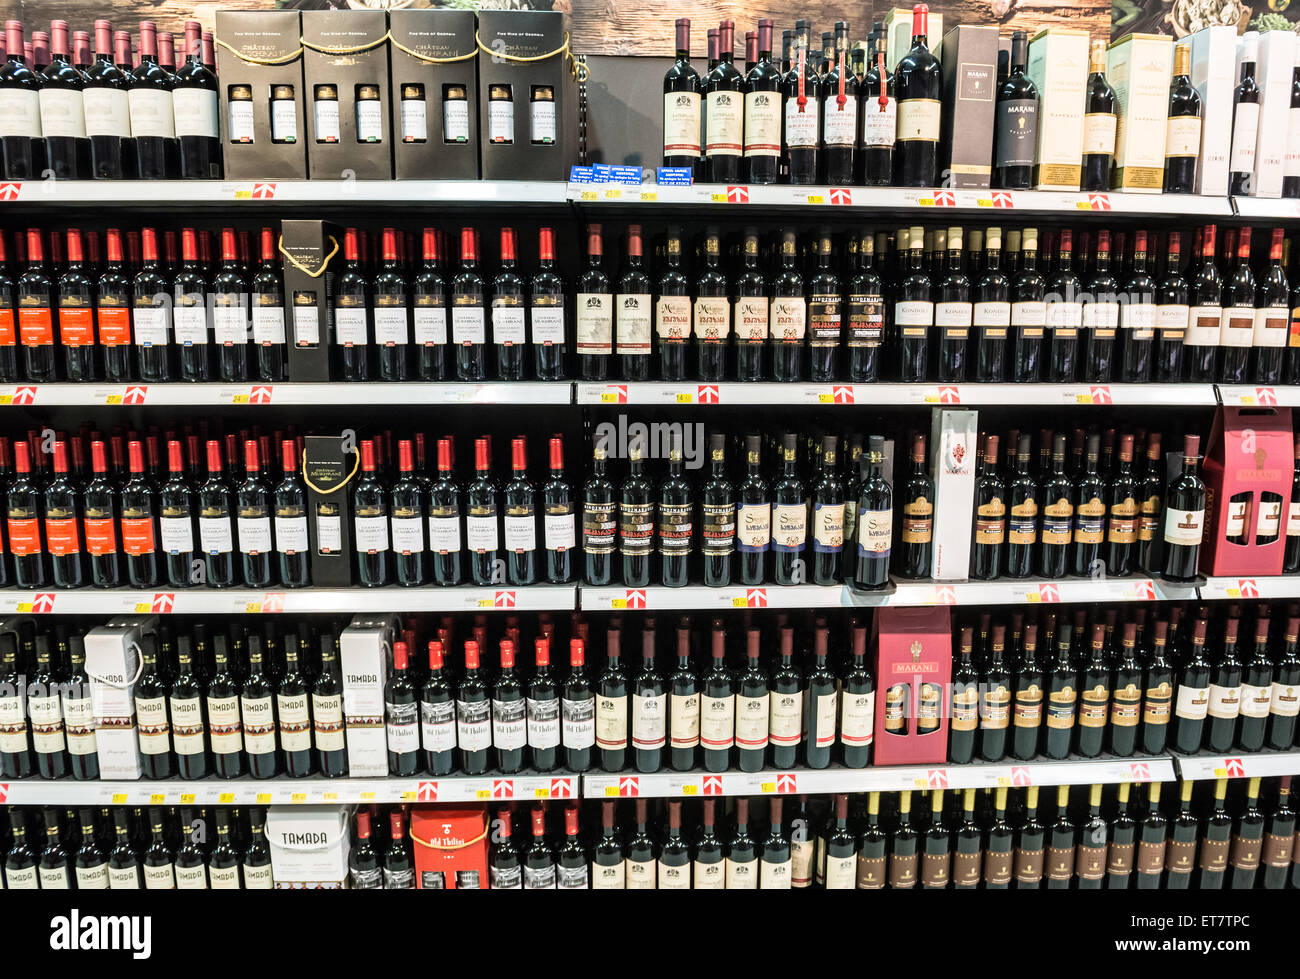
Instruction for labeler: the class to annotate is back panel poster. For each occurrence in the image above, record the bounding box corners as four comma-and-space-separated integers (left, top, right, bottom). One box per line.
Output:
1112, 0, 1299, 38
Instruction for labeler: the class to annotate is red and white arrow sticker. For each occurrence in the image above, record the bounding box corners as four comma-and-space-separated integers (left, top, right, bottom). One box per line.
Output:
494, 591, 516, 608
775, 773, 797, 793
832, 385, 854, 404
1087, 193, 1111, 211
151, 593, 175, 614
746, 588, 768, 608
1037, 583, 1061, 603
1237, 579, 1259, 599
12, 385, 36, 405
1255, 387, 1278, 406
927, 769, 948, 789
990, 191, 1014, 208
550, 777, 573, 799
252, 182, 277, 199
625, 589, 647, 609
1132, 580, 1155, 601
417, 781, 438, 801
492, 779, 514, 799
32, 593, 55, 614
1011, 766, 1032, 787
1089, 386, 1112, 405
124, 385, 147, 405
702, 775, 723, 795
0, 182, 20, 201
0, 782, 7, 802
938, 385, 960, 404
697, 384, 719, 404
933, 190, 956, 207
1129, 762, 1152, 781
1224, 758, 1245, 778
726, 185, 749, 204
604, 384, 628, 403
829, 187, 852, 205
262, 593, 285, 613
250, 385, 273, 404
935, 585, 957, 605
618, 776, 639, 797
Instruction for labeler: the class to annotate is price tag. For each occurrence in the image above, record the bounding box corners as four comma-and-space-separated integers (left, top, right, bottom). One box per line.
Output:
1227, 588, 1243, 599
534, 788, 549, 798
760, 781, 776, 793
1075, 393, 1093, 404
640, 191, 658, 202
359, 792, 375, 801
818, 393, 834, 403
234, 189, 253, 199
605, 785, 620, 797
15, 603, 34, 613
604, 188, 623, 200
996, 777, 1010, 787
104, 395, 122, 405
150, 794, 165, 804
231, 394, 249, 404
976, 198, 993, 207
219, 793, 234, 804
711, 192, 728, 202
913, 778, 929, 788
112, 793, 127, 804
0, 395, 11, 405
731, 597, 748, 607
134, 603, 152, 614
611, 598, 628, 609
402, 791, 417, 801
806, 194, 824, 204
918, 197, 935, 206
476, 789, 491, 799
682, 785, 698, 795
580, 190, 598, 201
181, 794, 195, 804
1075, 201, 1093, 210
600, 391, 621, 402
477, 598, 495, 608
322, 793, 338, 801
244, 602, 263, 613
288, 793, 304, 803
256, 793, 271, 804
675, 392, 693, 403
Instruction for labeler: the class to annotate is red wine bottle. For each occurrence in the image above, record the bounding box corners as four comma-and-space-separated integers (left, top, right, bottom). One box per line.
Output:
1161, 435, 1204, 582
334, 228, 369, 381
562, 637, 595, 772
701, 623, 734, 773
530, 227, 566, 380
18, 228, 56, 381
662, 17, 702, 177
503, 437, 537, 586
57, 229, 95, 380
353, 439, 390, 587
576, 224, 612, 381
370, 228, 409, 382
272, 439, 309, 587
1253, 227, 1288, 385
491, 227, 525, 380
1220, 226, 1255, 383
893, 4, 941, 187
456, 639, 491, 775
197, 439, 235, 587
412, 228, 448, 380
704, 20, 743, 183
235, 440, 272, 587
384, 640, 419, 775
0, 21, 44, 179
159, 439, 194, 587
466, 436, 500, 586
655, 226, 690, 381
277, 638, 312, 777
742, 19, 780, 185
46, 440, 84, 588
128, 22, 177, 179
241, 637, 277, 779
313, 638, 346, 777
172, 20, 220, 179
428, 437, 463, 586
419, 640, 455, 775
6, 439, 46, 586
207, 635, 243, 779
597, 628, 628, 772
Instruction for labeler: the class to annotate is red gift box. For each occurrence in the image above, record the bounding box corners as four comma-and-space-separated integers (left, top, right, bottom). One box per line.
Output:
411, 806, 489, 889
871, 606, 952, 765
1202, 406, 1293, 576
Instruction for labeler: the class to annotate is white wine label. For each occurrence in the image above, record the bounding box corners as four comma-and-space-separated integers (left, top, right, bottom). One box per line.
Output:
142, 863, 174, 889
1207, 684, 1241, 719
443, 98, 470, 143
813, 502, 845, 554
626, 859, 655, 889
4, 864, 38, 889
62, 695, 97, 755
109, 865, 141, 889
1157, 304, 1190, 336
596, 695, 628, 750
243, 864, 273, 889
0, 89, 40, 137
655, 295, 691, 341
75, 863, 109, 889
858, 508, 892, 556
452, 306, 486, 345
391, 515, 424, 555
1257, 498, 1282, 538
1228, 103, 1259, 173
841, 690, 875, 745
39, 866, 71, 889
199, 516, 234, 555
562, 696, 595, 749
694, 859, 725, 889
823, 96, 857, 147
414, 306, 447, 346
771, 503, 807, 551
527, 697, 560, 750
173, 304, 208, 347
278, 692, 311, 752
228, 98, 255, 142
241, 694, 276, 754
1289, 501, 1300, 537
705, 90, 743, 156
421, 699, 457, 752
354, 514, 389, 553
1121, 303, 1157, 333
591, 860, 625, 889
743, 91, 781, 156
83, 88, 131, 138
207, 695, 243, 754
488, 99, 514, 143
575, 293, 613, 354
735, 693, 770, 748
465, 514, 499, 552
271, 98, 298, 141
700, 693, 734, 749
1046, 302, 1083, 330
504, 514, 536, 552
935, 302, 972, 328
663, 91, 702, 157
862, 97, 896, 147
1220, 307, 1255, 348
128, 88, 175, 138
726, 857, 758, 889
670, 692, 699, 748
760, 857, 792, 889
275, 515, 309, 554
737, 502, 771, 552
373, 307, 409, 347
1082, 302, 1120, 330
1165, 115, 1201, 158
544, 512, 577, 552
1240, 683, 1272, 719
334, 307, 367, 347
314, 98, 340, 142
770, 298, 806, 340
1083, 111, 1117, 155
974, 301, 1011, 327
39, 88, 86, 138
694, 297, 731, 341
493, 697, 527, 750
237, 516, 273, 555
402, 98, 428, 142
456, 698, 491, 751
209, 864, 240, 890
617, 293, 653, 352
825, 854, 856, 889
894, 300, 933, 326
173, 88, 219, 138
1254, 307, 1288, 348
492, 304, 526, 346
428, 515, 461, 553
1270, 682, 1299, 717
1175, 684, 1209, 721
212, 305, 249, 348
784, 97, 819, 147
530, 99, 556, 144
169, 696, 203, 754
313, 694, 345, 751
175, 863, 207, 889
736, 297, 769, 341
253, 306, 286, 345
632, 692, 667, 750
292, 303, 320, 346
811, 691, 838, 747
531, 305, 565, 346
659, 862, 691, 889
1012, 301, 1047, 327
769, 690, 802, 745
1186, 305, 1223, 346
1163, 507, 1203, 546
897, 98, 941, 141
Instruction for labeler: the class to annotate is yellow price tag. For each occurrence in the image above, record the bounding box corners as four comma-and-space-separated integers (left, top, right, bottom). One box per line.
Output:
0, 395, 11, 405
918, 197, 935, 206
600, 392, 620, 402
16, 604, 33, 613
1075, 201, 1093, 210
604, 188, 623, 199
105, 394, 122, 404
113, 793, 128, 804
181, 794, 195, 804
675, 392, 693, 403
1213, 768, 1228, 777
977, 198, 993, 207
711, 192, 728, 202
150, 794, 165, 804
476, 789, 491, 799
611, 598, 628, 609
359, 792, 374, 801
807, 195, 825, 204
234, 190, 253, 199
605, 786, 620, 796
682, 785, 698, 795
1239, 396, 1256, 406
534, 788, 549, 798
477, 598, 495, 607
1227, 588, 1243, 599
760, 781, 775, 793
402, 791, 417, 801
220, 793, 234, 804
640, 191, 658, 201
134, 603, 151, 613
290, 793, 305, 803
1027, 593, 1042, 603
913, 778, 929, 788
1075, 394, 1093, 404
244, 602, 262, 613
996, 777, 1010, 788
257, 793, 271, 804
818, 393, 834, 403
923, 394, 939, 403
580, 190, 598, 201
231, 394, 249, 404
322, 793, 338, 801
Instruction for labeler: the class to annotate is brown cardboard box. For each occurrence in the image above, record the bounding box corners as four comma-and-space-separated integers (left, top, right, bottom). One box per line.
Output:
302, 9, 393, 180
388, 9, 479, 180
215, 10, 307, 179
940, 25, 997, 188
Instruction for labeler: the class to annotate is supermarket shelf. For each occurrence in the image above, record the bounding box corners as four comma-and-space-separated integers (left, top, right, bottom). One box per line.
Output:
569, 182, 1234, 218
0, 381, 571, 408
582, 755, 1175, 798
0, 773, 579, 806
1199, 576, 1300, 601
577, 576, 1195, 611
1231, 197, 1300, 221
0, 585, 577, 616
1174, 750, 1300, 781
0, 179, 568, 209
1217, 384, 1300, 408
576, 381, 1218, 407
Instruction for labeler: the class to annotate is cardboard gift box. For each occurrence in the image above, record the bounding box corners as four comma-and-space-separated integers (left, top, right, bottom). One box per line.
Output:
939, 25, 997, 189
341, 613, 400, 777
930, 408, 978, 580
302, 433, 358, 588
83, 616, 159, 780
411, 806, 489, 889
280, 219, 341, 382
388, 8, 479, 180
1201, 406, 1293, 576
1106, 33, 1173, 193
1184, 26, 1236, 196
1026, 28, 1089, 191
267, 805, 350, 888
214, 10, 307, 179
872, 606, 952, 765
301, 8, 394, 180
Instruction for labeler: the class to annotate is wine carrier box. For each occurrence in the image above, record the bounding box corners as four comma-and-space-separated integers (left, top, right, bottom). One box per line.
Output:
939, 26, 997, 189
929, 408, 978, 580
883, 8, 944, 71
411, 807, 490, 889
280, 220, 338, 382
301, 10, 393, 180
341, 613, 400, 777
1249, 30, 1296, 199
1184, 27, 1236, 197
1026, 29, 1089, 191
267, 806, 351, 888
83, 616, 158, 780
302, 432, 355, 587
1106, 33, 1173, 193
388, 9, 479, 180
871, 606, 952, 766
1201, 406, 1293, 576
214, 10, 308, 179
477, 10, 577, 180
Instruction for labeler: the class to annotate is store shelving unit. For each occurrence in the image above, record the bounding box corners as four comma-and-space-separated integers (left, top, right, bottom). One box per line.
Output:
0, 381, 572, 407
1174, 750, 1300, 780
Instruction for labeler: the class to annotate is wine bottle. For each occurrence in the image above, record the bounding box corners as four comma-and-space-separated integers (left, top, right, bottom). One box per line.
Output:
234, 440, 272, 588
16, 228, 56, 381
1045, 230, 1082, 382
1220, 227, 1256, 385
44, 440, 84, 589
1254, 227, 1289, 385
596, 629, 628, 773
6, 439, 46, 587
981, 625, 1012, 762
974, 227, 1011, 381
419, 640, 455, 776
695, 227, 730, 381
129, 22, 177, 180
206, 635, 243, 779
456, 639, 490, 775
669, 625, 700, 771
492, 639, 526, 775
810, 436, 844, 586
241, 637, 277, 779
821, 21, 858, 186
626, 796, 656, 889
615, 225, 652, 380
770, 230, 806, 380
83, 437, 126, 585
1262, 776, 1295, 889
853, 435, 892, 590
590, 800, 624, 889
491, 227, 525, 381
704, 20, 743, 183
1199, 778, 1232, 889
451, 226, 486, 381
619, 436, 654, 587
1268, 617, 1300, 749
700, 624, 734, 773
541, 436, 574, 584
1185, 224, 1222, 382
970, 435, 1005, 580
351, 439, 390, 587
465, 437, 499, 587
1075, 783, 1108, 889
742, 19, 780, 185
1081, 40, 1117, 192
428, 437, 463, 587
804, 625, 837, 769
772, 433, 806, 585
411, 228, 449, 381
313, 639, 346, 777
1161, 435, 1204, 582
502, 437, 537, 586
562, 638, 595, 772
701, 433, 734, 587
582, 438, 615, 586
531, 227, 566, 381
1071, 433, 1105, 578
1228, 34, 1260, 195
662, 18, 702, 175
632, 627, 665, 773
893, 4, 941, 187
1164, 43, 1201, 194
760, 796, 792, 889
1043, 624, 1076, 760
1229, 777, 1265, 889
1011, 227, 1046, 382
950, 627, 979, 764
372, 227, 410, 382
896, 225, 933, 382
781, 21, 820, 185
57, 229, 94, 380
576, 224, 612, 381
1141, 619, 1173, 754
735, 228, 769, 380
994, 30, 1038, 190
0, 21, 43, 180
860, 32, 895, 186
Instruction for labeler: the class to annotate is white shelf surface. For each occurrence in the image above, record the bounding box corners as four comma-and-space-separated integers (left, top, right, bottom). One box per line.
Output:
0, 179, 567, 207
576, 381, 1217, 407
578, 577, 1194, 611
0, 585, 576, 616
1217, 385, 1300, 408
1231, 197, 1300, 221
582, 756, 1175, 799
1199, 576, 1300, 601
0, 774, 578, 806
0, 381, 571, 408
569, 182, 1234, 217
1174, 750, 1300, 781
